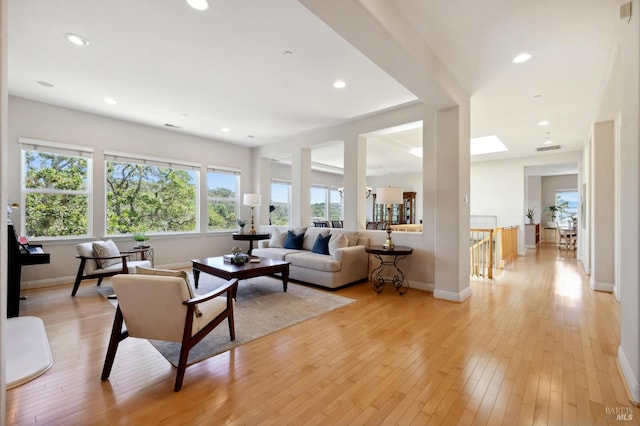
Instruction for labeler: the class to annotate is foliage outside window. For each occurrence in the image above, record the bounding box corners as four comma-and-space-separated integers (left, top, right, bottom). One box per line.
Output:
105, 154, 198, 235
310, 185, 327, 221
207, 168, 240, 231
271, 181, 290, 226
21, 141, 92, 238
329, 187, 343, 220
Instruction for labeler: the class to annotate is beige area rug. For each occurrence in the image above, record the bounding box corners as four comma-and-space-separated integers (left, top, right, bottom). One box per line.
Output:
98, 274, 355, 366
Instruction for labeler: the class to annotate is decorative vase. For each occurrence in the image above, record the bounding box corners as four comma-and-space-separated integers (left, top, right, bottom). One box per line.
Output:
239, 226, 245, 234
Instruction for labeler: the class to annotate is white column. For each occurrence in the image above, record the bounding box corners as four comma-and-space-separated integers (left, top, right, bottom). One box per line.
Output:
291, 147, 311, 227
618, 0, 640, 404
590, 121, 614, 291
433, 105, 471, 301
343, 133, 367, 230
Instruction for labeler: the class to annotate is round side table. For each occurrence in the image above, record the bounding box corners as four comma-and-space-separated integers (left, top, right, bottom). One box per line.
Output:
365, 245, 413, 295
232, 233, 270, 256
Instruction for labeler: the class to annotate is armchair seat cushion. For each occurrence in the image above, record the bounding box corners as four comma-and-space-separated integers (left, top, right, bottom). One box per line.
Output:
195, 297, 230, 332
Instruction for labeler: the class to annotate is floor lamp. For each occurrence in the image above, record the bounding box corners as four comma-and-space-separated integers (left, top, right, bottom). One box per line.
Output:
243, 194, 261, 235
376, 186, 403, 250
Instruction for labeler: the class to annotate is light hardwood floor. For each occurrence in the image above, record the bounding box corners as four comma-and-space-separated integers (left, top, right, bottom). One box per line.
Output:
7, 246, 640, 425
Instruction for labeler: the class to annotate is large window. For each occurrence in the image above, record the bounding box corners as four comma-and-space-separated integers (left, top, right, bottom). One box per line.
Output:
556, 189, 579, 219
21, 139, 92, 238
310, 185, 343, 222
105, 152, 199, 235
329, 187, 343, 220
207, 168, 240, 231
271, 180, 291, 226
310, 185, 327, 221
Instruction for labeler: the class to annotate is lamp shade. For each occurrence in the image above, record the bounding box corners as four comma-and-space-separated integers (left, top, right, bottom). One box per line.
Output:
376, 187, 403, 204
243, 193, 261, 206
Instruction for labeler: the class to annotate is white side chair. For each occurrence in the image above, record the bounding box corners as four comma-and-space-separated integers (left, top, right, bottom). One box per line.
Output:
100, 274, 237, 391
71, 241, 151, 296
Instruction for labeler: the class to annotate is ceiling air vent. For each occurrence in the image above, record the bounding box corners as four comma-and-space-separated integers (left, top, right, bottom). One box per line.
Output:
164, 123, 181, 129
536, 145, 562, 152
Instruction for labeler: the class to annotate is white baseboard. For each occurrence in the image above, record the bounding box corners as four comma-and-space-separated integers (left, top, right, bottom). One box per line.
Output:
618, 345, 640, 404
407, 281, 434, 292
433, 285, 472, 302
20, 262, 189, 290
590, 278, 614, 292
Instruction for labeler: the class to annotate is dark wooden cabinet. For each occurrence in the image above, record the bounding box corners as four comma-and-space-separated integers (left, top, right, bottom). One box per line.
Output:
372, 191, 417, 224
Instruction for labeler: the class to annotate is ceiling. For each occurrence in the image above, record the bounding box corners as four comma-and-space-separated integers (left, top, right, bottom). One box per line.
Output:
8, 0, 622, 176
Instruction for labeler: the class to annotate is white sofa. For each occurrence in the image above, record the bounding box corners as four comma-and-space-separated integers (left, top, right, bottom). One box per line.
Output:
252, 227, 370, 289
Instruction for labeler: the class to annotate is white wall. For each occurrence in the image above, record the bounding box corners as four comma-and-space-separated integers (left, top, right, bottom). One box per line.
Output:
8, 96, 254, 288
471, 151, 582, 255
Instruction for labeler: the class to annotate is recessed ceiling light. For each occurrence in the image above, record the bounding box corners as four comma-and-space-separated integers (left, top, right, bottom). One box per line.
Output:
186, 0, 208, 11
247, 135, 255, 138
65, 33, 90, 46
537, 120, 550, 126
513, 53, 532, 63
104, 97, 117, 105
333, 80, 346, 89
283, 50, 293, 56
470, 135, 508, 156
544, 140, 553, 145
36, 81, 54, 88
534, 94, 542, 98
221, 128, 230, 132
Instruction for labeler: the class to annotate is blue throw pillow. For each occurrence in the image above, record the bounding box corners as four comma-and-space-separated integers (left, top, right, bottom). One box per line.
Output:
311, 233, 331, 255
284, 230, 305, 249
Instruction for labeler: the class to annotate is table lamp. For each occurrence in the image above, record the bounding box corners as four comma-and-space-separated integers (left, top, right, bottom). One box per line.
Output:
376, 186, 403, 250
243, 193, 261, 235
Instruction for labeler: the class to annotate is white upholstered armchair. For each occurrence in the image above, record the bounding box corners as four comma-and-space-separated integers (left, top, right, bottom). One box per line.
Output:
100, 274, 237, 391
71, 240, 151, 296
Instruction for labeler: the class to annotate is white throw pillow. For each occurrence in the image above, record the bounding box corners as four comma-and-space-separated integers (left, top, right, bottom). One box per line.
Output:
268, 228, 286, 248
136, 266, 202, 317
92, 240, 121, 269
328, 233, 349, 257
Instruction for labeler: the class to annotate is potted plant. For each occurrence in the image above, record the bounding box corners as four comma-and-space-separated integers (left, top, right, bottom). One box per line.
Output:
236, 218, 247, 233
525, 208, 535, 224
545, 205, 563, 227
132, 232, 150, 248
230, 246, 249, 265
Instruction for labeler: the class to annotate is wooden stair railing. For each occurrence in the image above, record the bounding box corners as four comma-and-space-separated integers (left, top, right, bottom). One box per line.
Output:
470, 225, 519, 279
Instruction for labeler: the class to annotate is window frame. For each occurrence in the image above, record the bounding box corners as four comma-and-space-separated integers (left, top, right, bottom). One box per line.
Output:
20, 137, 94, 240
104, 151, 200, 238
271, 179, 291, 226
206, 166, 241, 233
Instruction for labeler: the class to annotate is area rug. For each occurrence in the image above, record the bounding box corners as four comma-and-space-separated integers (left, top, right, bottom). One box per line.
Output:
98, 274, 355, 366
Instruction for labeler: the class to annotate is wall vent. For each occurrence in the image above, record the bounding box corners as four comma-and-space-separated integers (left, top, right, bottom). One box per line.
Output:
536, 145, 562, 152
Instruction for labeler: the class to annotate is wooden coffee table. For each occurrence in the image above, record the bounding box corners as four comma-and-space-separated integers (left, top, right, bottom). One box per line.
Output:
191, 257, 290, 296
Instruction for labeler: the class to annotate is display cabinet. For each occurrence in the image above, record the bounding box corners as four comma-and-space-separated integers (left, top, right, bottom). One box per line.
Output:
373, 191, 417, 224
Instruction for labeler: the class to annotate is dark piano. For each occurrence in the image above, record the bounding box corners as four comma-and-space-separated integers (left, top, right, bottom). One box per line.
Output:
7, 224, 50, 317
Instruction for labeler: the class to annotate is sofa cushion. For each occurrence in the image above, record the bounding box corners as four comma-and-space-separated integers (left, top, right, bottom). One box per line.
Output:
328, 233, 349, 256
287, 252, 342, 273
303, 227, 330, 251
311, 233, 331, 255
92, 240, 121, 268
136, 266, 202, 316
330, 231, 358, 247
268, 228, 286, 248
284, 230, 305, 249
252, 247, 303, 261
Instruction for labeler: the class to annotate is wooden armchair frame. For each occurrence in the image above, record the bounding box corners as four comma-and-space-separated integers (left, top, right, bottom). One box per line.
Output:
101, 278, 238, 391
71, 253, 132, 297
